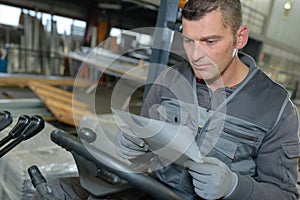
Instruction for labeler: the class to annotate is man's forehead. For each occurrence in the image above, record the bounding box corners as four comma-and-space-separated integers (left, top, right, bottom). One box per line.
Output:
182, 10, 226, 28
182, 22, 226, 39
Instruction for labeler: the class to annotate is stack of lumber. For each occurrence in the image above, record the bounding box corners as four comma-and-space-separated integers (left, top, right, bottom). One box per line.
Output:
0, 73, 93, 88
27, 81, 93, 126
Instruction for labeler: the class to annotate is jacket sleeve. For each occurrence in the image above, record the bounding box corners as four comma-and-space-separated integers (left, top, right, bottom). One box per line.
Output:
227, 101, 300, 200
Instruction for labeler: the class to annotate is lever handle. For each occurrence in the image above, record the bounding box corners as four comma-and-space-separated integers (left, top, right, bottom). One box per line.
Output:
21, 115, 45, 140
0, 111, 13, 132
0, 115, 30, 148
0, 115, 45, 158
9, 115, 31, 138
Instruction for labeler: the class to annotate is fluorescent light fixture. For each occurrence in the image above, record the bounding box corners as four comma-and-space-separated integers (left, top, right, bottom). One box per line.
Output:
98, 3, 122, 10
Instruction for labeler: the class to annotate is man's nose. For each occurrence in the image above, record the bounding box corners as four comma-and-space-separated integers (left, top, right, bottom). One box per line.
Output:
191, 43, 206, 62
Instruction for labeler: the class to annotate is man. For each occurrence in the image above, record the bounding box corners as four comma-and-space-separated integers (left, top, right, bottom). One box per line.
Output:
118, 0, 300, 199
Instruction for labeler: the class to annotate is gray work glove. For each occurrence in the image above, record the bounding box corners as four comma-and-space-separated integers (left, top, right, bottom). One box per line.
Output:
115, 127, 149, 160
185, 157, 238, 200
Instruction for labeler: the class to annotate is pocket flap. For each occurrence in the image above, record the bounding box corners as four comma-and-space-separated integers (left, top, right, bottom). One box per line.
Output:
157, 103, 189, 124
282, 143, 300, 159
215, 137, 238, 159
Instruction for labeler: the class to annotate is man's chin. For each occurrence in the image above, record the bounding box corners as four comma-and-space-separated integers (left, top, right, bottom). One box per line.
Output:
196, 74, 221, 85
195, 73, 211, 81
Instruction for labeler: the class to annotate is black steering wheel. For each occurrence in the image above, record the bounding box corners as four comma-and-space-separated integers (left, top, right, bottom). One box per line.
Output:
50, 130, 183, 200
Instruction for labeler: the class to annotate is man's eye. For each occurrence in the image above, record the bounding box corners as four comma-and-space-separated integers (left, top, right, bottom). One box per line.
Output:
184, 38, 193, 44
206, 40, 217, 45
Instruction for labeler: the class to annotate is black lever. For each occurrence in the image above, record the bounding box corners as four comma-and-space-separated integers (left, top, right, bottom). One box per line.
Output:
0, 115, 30, 148
28, 165, 60, 200
0, 115, 45, 158
0, 111, 13, 132
78, 127, 97, 143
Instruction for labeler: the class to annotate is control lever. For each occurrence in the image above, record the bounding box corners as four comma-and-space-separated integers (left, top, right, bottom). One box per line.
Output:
0, 115, 45, 158
0, 115, 30, 148
77, 127, 124, 184
0, 111, 13, 132
78, 127, 97, 143
28, 165, 60, 200
51, 129, 128, 185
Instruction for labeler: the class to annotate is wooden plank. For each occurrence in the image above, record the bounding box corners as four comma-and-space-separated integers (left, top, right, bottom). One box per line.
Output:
28, 80, 73, 98
34, 88, 89, 109
28, 81, 90, 109
45, 99, 92, 126
44, 99, 92, 117
0, 74, 94, 88
28, 81, 93, 126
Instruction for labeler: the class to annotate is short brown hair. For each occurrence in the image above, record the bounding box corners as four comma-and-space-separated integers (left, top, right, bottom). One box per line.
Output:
182, 0, 242, 37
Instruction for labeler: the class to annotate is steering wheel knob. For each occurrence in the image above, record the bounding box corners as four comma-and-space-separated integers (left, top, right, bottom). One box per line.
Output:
78, 127, 97, 143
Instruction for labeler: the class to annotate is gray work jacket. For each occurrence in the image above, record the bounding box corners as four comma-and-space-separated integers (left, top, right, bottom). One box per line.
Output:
141, 52, 300, 200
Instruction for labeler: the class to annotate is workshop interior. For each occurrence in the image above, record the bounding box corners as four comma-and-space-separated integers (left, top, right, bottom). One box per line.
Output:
0, 0, 299, 199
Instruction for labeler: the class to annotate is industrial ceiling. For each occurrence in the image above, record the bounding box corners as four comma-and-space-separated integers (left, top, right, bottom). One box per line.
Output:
1, 0, 300, 63
0, 0, 160, 30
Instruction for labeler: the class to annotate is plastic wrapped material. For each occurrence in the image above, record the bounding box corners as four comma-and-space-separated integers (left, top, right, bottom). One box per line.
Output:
0, 120, 78, 200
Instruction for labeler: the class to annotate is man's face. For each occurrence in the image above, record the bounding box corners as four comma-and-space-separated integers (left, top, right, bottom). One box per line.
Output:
182, 10, 236, 82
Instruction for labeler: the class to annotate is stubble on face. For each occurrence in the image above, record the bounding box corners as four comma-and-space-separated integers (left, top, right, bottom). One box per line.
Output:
182, 11, 237, 89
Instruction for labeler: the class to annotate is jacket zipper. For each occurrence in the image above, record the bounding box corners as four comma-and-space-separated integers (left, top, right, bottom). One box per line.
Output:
223, 128, 259, 142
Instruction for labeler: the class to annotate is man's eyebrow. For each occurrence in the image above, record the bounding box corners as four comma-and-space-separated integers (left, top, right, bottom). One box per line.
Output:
200, 35, 222, 40
182, 34, 223, 41
182, 34, 193, 40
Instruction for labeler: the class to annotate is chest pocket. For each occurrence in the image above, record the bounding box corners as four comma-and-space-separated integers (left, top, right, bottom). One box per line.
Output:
157, 97, 197, 126
218, 124, 264, 174
205, 121, 265, 175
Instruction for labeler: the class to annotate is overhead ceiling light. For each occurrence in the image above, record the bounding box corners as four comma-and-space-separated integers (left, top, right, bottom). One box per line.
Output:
283, 0, 292, 17
284, 1, 292, 10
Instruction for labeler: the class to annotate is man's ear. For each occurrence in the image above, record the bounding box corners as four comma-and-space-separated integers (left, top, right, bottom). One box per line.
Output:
235, 25, 249, 49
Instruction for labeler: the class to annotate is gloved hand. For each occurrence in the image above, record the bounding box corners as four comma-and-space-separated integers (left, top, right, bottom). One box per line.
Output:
115, 126, 149, 160
185, 157, 238, 200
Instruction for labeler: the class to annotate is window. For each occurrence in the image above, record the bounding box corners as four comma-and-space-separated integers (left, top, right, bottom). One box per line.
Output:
0, 4, 86, 36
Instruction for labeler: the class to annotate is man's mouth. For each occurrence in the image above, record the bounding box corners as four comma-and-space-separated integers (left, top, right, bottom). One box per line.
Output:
193, 63, 210, 70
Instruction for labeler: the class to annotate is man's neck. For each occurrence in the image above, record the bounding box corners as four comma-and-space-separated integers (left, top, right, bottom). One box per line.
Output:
201, 57, 249, 91
221, 57, 249, 88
